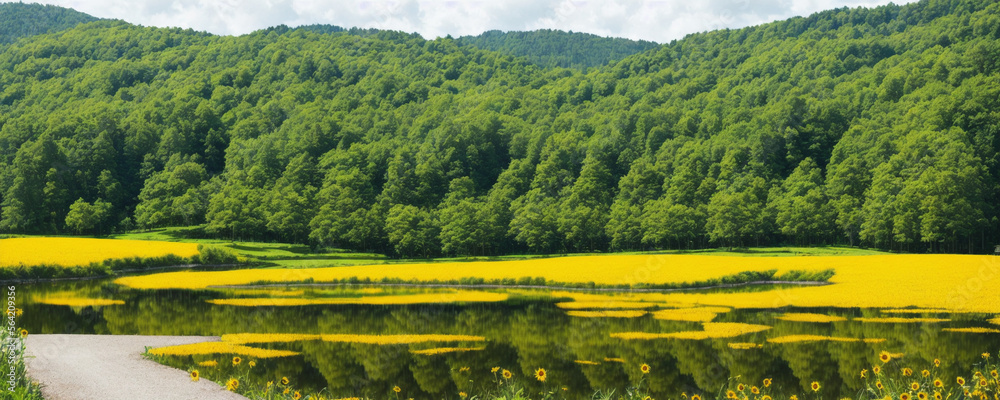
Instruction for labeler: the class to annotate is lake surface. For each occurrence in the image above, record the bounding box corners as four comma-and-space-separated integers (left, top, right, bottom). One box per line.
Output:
17, 274, 1000, 399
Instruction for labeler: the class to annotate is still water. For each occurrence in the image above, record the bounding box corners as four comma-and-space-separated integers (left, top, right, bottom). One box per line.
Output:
17, 274, 1000, 399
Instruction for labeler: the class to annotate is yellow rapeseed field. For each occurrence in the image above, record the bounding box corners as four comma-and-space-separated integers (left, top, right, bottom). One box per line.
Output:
0, 238, 198, 267
574, 360, 600, 365
117, 254, 1000, 313
554, 301, 659, 310
773, 313, 847, 323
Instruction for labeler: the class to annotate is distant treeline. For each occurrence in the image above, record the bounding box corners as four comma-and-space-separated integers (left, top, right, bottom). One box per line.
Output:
1, 0, 1000, 257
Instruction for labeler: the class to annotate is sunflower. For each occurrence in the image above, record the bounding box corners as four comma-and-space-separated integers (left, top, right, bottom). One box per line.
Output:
641, 363, 651, 374
877, 381, 884, 390
293, 391, 302, 400
763, 378, 772, 388
923, 370, 931, 378
901, 393, 911, 400
980, 378, 988, 387
18, 329, 27, 338
226, 378, 239, 392
752, 386, 760, 394
534, 368, 547, 382
934, 392, 943, 400
958, 377, 966, 386
491, 367, 500, 373
682, 392, 688, 399
190, 370, 200, 382
232, 356, 241, 366
992, 370, 999, 379
248, 360, 256, 368
727, 390, 737, 399
502, 369, 512, 379
884, 396, 892, 400
874, 366, 882, 375
880, 351, 893, 363
862, 369, 868, 379
918, 392, 928, 400
692, 395, 702, 400
460, 393, 468, 399
904, 368, 914, 376
393, 386, 401, 393
934, 359, 941, 368
811, 382, 821, 392
984, 353, 991, 360
762, 396, 772, 400
912, 382, 920, 391
738, 384, 746, 392
934, 379, 943, 388
790, 396, 799, 400
642, 397, 650, 400
281, 377, 290, 385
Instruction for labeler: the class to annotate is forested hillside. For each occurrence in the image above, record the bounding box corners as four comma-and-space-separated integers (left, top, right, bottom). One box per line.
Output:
1, 0, 999, 256
0, 2, 99, 45
456, 29, 659, 69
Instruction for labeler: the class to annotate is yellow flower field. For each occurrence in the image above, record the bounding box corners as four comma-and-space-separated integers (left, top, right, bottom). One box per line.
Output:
0, 238, 199, 267
409, 347, 485, 355
774, 313, 847, 323
116, 253, 1000, 313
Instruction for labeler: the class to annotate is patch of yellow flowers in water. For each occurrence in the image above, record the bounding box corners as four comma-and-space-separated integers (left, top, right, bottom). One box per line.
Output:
35, 297, 125, 307
565, 310, 647, 318
854, 317, 951, 323
767, 335, 886, 344
408, 347, 485, 355
651, 307, 731, 322
555, 301, 659, 309
149, 341, 299, 358
208, 291, 508, 306
220, 333, 486, 345
941, 328, 1000, 333
727, 342, 763, 349
611, 322, 771, 340
0, 238, 198, 267
774, 313, 847, 323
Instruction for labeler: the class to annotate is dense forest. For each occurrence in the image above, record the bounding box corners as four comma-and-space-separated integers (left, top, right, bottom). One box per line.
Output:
1, 0, 999, 256
0, 2, 99, 44
456, 29, 660, 69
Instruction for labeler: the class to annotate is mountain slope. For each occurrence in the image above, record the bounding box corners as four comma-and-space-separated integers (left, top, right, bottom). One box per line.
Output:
0, 2, 100, 45
0, 0, 999, 256
456, 29, 659, 69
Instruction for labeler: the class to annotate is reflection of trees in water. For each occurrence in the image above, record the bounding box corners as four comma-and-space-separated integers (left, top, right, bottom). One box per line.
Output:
22, 280, 1000, 398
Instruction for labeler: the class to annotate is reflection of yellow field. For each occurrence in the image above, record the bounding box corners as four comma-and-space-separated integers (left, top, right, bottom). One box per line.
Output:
116, 254, 1000, 313
0, 238, 198, 267
36, 297, 125, 307
207, 292, 508, 306
611, 322, 771, 340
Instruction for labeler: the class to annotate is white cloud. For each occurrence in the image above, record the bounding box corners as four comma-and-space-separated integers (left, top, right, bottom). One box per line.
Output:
5, 0, 918, 42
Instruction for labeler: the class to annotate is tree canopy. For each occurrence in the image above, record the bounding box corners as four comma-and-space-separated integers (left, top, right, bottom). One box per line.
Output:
1, 0, 999, 256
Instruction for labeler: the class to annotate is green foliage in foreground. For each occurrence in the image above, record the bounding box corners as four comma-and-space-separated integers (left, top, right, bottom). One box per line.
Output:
0, 324, 43, 400
4, 1, 1000, 258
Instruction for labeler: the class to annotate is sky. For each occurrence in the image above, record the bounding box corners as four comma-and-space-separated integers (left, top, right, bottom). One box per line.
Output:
8, 0, 918, 43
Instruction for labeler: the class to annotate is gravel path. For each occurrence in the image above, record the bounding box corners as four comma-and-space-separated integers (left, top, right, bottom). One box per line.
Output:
25, 334, 248, 400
